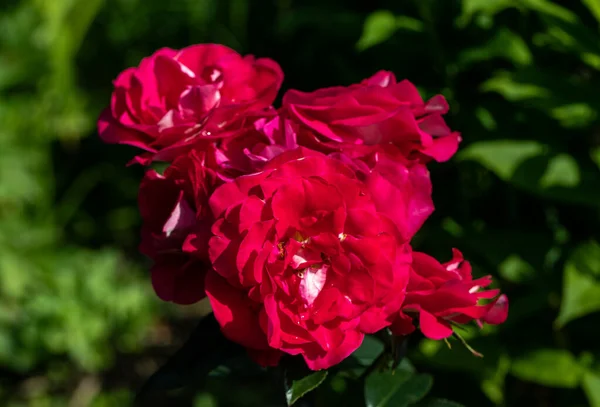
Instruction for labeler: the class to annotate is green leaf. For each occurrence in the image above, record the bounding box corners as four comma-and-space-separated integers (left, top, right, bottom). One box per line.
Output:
481, 68, 600, 116
458, 140, 546, 180
522, 0, 577, 21
284, 364, 328, 406
458, 28, 532, 67
356, 11, 397, 51
551, 104, 597, 129
481, 73, 551, 101
416, 398, 465, 407
591, 147, 600, 171
395, 16, 424, 32
539, 154, 580, 188
388, 374, 433, 406
134, 313, 243, 406
498, 255, 536, 284
457, 0, 515, 27
510, 349, 583, 388
459, 141, 600, 206
528, 3, 600, 70
365, 370, 432, 407
194, 393, 218, 407
352, 335, 385, 366
356, 11, 423, 51
583, 369, 600, 407
583, 0, 600, 25
475, 107, 497, 130
555, 241, 600, 327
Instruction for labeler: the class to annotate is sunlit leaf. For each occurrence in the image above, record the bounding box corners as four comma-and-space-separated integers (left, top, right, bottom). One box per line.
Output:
65, 0, 105, 56
551, 104, 597, 129
555, 241, 600, 327
498, 255, 536, 284
458, 140, 546, 180
510, 349, 583, 388
459, 141, 600, 206
356, 10, 397, 51
583, 0, 600, 25
481, 73, 551, 101
395, 16, 424, 32
356, 11, 423, 51
523, 0, 578, 22
482, 68, 600, 112
583, 369, 600, 407
459, 28, 532, 66
539, 154, 580, 188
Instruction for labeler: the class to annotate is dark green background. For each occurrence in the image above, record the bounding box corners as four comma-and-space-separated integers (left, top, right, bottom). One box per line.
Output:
1, 0, 600, 405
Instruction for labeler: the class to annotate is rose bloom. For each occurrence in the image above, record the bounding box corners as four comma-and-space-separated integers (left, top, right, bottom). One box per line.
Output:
205, 150, 412, 370
330, 145, 433, 242
206, 113, 299, 180
391, 249, 509, 340
209, 111, 434, 241
283, 70, 460, 162
138, 150, 222, 304
98, 44, 284, 164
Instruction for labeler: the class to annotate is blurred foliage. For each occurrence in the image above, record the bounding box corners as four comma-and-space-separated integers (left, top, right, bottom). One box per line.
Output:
1, 0, 600, 406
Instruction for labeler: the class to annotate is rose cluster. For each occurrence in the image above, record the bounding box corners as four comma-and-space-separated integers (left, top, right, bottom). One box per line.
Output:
98, 44, 508, 370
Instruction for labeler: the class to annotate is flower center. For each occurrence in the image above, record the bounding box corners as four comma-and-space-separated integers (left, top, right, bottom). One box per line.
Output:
275, 231, 349, 307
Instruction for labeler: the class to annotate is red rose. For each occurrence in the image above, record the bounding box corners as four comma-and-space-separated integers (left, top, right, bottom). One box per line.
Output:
391, 249, 509, 340
98, 44, 284, 164
205, 151, 411, 369
207, 113, 299, 180
283, 71, 460, 162
138, 150, 222, 304
330, 145, 434, 241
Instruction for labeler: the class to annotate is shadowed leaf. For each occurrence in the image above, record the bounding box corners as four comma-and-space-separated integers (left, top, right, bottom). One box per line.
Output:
365, 369, 432, 407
